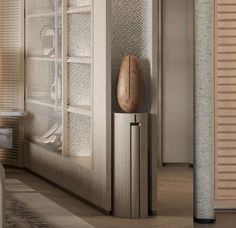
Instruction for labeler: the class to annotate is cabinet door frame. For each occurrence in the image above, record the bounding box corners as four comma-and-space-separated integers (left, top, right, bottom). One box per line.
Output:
91, 0, 112, 210
61, 0, 112, 211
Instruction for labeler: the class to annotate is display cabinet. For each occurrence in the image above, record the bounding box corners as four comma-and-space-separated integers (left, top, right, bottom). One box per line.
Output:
0, 0, 157, 215
24, 0, 112, 212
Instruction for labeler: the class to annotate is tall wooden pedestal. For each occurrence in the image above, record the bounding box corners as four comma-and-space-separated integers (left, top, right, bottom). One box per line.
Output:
113, 113, 148, 218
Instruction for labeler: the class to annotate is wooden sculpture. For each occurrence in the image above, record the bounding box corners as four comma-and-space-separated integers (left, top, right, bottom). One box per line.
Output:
117, 55, 144, 113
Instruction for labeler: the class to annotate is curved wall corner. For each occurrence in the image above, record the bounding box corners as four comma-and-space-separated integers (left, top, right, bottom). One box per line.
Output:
111, 0, 158, 214
194, 0, 215, 222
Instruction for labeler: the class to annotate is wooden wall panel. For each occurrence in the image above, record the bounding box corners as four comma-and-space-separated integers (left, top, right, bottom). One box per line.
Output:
215, 0, 236, 202
162, 0, 193, 164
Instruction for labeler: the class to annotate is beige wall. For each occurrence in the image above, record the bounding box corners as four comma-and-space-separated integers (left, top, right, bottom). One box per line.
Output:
162, 0, 193, 164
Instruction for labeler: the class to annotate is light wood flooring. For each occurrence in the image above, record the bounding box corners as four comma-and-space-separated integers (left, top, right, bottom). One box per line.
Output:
5, 166, 236, 228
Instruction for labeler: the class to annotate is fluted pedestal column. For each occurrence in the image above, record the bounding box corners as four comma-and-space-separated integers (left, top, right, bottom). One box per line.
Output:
113, 113, 148, 218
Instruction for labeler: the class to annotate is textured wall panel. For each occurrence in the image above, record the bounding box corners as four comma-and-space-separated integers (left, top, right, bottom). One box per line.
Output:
68, 0, 91, 8
68, 63, 91, 107
67, 113, 92, 157
111, 0, 157, 215
111, 0, 152, 112
68, 13, 91, 58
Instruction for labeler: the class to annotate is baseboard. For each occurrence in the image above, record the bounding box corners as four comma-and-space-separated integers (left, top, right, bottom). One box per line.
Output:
194, 217, 216, 224
189, 163, 194, 168
162, 163, 193, 167
149, 210, 157, 216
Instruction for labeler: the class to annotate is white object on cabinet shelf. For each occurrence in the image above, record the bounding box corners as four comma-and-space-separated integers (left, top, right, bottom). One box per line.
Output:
28, 56, 62, 62
27, 12, 62, 18
67, 105, 91, 117
67, 57, 91, 64
67, 6, 91, 14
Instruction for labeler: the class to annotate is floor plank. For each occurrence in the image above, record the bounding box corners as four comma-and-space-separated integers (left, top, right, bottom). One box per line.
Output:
5, 166, 236, 227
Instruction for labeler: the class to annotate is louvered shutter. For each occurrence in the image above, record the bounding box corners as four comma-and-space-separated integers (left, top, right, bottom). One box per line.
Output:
0, 0, 24, 166
215, 0, 236, 200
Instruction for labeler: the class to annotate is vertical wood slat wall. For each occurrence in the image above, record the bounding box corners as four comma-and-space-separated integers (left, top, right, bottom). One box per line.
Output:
0, 0, 24, 166
215, 0, 236, 200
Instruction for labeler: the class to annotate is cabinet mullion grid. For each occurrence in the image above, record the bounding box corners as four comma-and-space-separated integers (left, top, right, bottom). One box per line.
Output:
62, 0, 69, 157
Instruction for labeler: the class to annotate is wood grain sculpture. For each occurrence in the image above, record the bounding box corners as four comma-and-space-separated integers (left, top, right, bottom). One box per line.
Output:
117, 55, 144, 113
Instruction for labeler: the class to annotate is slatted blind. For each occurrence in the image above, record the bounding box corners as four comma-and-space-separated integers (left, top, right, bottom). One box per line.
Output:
215, 0, 236, 199
0, 0, 24, 109
0, 0, 24, 167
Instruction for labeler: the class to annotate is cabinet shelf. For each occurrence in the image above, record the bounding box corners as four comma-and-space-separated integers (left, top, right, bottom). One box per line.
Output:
67, 57, 91, 64
26, 98, 62, 110
67, 157, 92, 169
28, 56, 62, 62
24, 141, 91, 168
67, 105, 91, 117
27, 11, 62, 18
24, 140, 61, 155
67, 6, 91, 14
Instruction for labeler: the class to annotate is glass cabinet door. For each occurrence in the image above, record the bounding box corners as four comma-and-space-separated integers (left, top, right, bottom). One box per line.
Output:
64, 0, 93, 169
25, 0, 63, 153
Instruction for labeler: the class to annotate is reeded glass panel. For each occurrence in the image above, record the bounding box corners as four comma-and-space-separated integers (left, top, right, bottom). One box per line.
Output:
25, 0, 62, 153
68, 63, 91, 107
68, 0, 92, 8
68, 13, 92, 58
68, 113, 92, 157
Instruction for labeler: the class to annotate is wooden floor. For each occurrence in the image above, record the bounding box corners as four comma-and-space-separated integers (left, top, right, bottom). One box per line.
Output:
5, 166, 236, 228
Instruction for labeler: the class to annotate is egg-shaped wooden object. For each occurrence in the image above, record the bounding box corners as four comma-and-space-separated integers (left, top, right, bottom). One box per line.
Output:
117, 55, 144, 113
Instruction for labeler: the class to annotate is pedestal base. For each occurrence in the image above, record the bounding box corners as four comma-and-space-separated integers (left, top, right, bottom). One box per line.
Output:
113, 113, 148, 218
